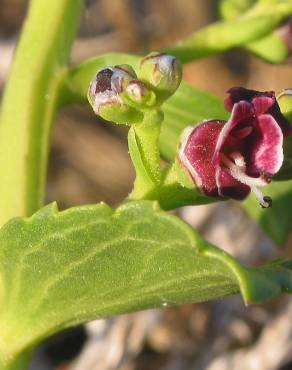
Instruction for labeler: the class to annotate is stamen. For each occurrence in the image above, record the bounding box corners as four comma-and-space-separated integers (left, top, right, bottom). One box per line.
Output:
221, 154, 267, 187
251, 187, 272, 208
220, 153, 272, 208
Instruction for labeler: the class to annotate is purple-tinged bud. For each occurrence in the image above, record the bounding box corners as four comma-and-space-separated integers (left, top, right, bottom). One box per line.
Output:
178, 87, 292, 208
139, 52, 182, 104
93, 68, 113, 93
88, 66, 143, 124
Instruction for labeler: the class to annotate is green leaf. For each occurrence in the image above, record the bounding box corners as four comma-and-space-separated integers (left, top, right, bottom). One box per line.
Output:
1, 201, 292, 369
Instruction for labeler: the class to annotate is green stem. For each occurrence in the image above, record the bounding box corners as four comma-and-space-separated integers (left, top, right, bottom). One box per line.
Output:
165, 0, 292, 62
219, 0, 290, 63
129, 110, 163, 199
0, 0, 84, 227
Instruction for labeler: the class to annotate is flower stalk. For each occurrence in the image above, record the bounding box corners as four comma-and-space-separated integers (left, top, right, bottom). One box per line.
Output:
128, 110, 164, 199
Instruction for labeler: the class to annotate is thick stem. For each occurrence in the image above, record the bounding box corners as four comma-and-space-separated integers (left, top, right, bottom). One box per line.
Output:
0, 0, 84, 226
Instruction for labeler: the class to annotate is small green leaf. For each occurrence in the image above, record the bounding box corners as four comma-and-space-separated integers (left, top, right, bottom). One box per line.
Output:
1, 201, 292, 368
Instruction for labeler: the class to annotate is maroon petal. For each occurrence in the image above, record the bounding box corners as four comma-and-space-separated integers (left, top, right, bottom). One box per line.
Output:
249, 114, 284, 176
216, 167, 250, 200
213, 101, 254, 165
224, 87, 274, 111
252, 96, 275, 115
225, 87, 292, 137
179, 120, 225, 196
94, 68, 113, 93
268, 101, 292, 137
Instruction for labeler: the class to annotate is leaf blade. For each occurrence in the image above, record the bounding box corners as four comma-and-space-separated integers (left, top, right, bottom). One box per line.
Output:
1, 201, 292, 366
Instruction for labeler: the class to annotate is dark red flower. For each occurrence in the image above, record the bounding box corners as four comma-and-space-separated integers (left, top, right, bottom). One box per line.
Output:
179, 87, 292, 207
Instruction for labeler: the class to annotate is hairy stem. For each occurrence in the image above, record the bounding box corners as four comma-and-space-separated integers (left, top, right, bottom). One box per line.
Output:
0, 0, 84, 226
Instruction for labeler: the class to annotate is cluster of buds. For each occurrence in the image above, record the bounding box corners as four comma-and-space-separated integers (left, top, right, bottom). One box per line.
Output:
178, 87, 292, 208
88, 53, 182, 124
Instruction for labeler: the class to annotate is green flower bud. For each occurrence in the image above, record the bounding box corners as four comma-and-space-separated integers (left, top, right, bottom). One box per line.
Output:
88, 66, 143, 124
139, 52, 182, 104
277, 88, 292, 123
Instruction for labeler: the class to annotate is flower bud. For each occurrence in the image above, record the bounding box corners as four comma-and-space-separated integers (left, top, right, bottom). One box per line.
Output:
105, 65, 155, 108
122, 79, 156, 108
139, 52, 182, 104
277, 88, 292, 122
88, 66, 143, 124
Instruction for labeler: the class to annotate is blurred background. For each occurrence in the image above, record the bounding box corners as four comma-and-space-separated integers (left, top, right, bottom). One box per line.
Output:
1, 0, 292, 369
